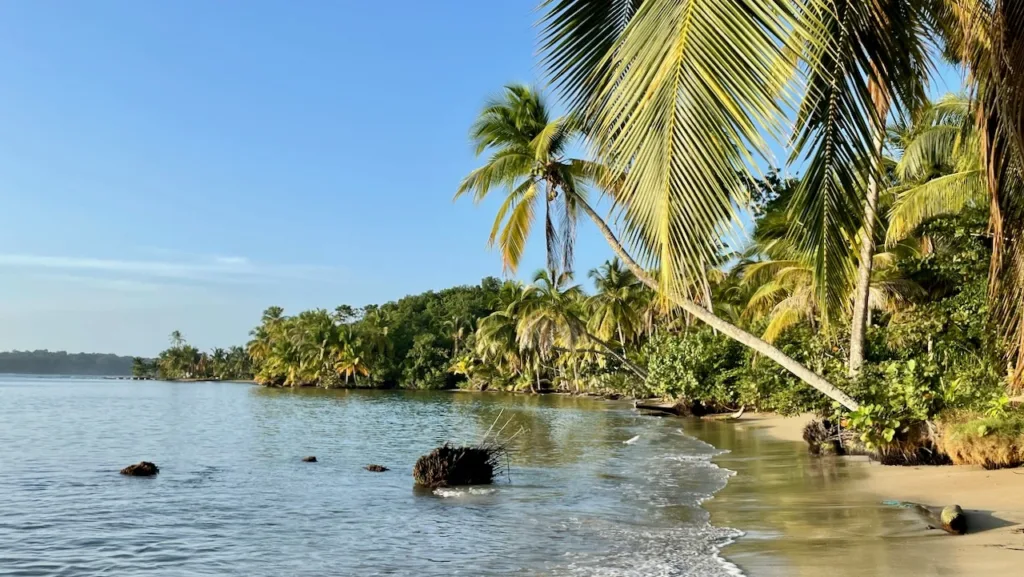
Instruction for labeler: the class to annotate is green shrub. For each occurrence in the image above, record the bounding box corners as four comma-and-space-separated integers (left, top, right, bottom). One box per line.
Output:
643, 328, 743, 407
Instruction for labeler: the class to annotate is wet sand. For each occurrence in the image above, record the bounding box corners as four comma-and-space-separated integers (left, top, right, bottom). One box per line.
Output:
684, 414, 1024, 576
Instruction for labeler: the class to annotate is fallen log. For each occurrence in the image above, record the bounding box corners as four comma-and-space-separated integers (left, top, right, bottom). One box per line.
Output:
633, 401, 685, 416
633, 400, 710, 417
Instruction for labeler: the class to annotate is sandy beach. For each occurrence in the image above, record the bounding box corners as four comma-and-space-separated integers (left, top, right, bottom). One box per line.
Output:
725, 413, 1024, 574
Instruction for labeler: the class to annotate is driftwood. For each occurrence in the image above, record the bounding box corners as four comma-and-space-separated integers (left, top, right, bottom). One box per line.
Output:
120, 461, 159, 476
911, 503, 968, 535
634, 401, 685, 416
633, 400, 710, 417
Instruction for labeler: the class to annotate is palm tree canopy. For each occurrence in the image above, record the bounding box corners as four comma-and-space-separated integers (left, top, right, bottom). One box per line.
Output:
455, 85, 592, 276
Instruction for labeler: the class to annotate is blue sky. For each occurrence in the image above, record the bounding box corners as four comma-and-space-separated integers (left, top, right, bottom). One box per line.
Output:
0, 0, 613, 355
0, 2, 969, 356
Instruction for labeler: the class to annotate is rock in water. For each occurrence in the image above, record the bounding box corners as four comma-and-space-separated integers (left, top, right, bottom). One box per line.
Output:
120, 461, 159, 476
365, 464, 389, 472
413, 444, 497, 489
301, 456, 318, 463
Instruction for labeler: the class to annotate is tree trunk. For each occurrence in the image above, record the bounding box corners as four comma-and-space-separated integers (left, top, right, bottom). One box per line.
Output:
849, 82, 891, 377
578, 326, 648, 380
578, 199, 860, 411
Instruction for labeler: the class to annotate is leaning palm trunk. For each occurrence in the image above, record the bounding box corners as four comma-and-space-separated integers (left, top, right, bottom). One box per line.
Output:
578, 200, 860, 411
576, 324, 648, 380
849, 85, 892, 376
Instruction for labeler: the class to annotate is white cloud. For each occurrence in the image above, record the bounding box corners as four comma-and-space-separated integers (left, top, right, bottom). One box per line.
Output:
0, 253, 339, 284
213, 255, 250, 265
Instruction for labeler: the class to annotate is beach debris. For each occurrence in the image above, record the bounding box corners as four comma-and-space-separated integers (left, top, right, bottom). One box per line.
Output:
802, 419, 850, 456
120, 461, 160, 477
888, 501, 968, 535
634, 399, 709, 417
413, 444, 499, 489
412, 410, 520, 489
365, 464, 389, 472
301, 456, 318, 463
624, 435, 640, 445
913, 503, 968, 535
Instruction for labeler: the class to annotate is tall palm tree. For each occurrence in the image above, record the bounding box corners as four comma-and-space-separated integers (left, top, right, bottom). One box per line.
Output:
458, 84, 860, 407
454, 84, 593, 278
787, 0, 930, 376
169, 330, 185, 348
587, 258, 645, 345
520, 269, 648, 379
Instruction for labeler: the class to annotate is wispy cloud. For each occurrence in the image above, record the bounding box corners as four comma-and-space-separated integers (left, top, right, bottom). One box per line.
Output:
29, 273, 167, 293
0, 253, 339, 286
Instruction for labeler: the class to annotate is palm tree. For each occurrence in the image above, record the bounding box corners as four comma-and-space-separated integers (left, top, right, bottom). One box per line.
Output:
524, 0, 1024, 405
932, 1, 1024, 388
587, 258, 645, 345
169, 330, 185, 348
334, 346, 369, 384
885, 94, 986, 245
458, 87, 861, 407
454, 84, 594, 278
739, 250, 923, 344
520, 269, 648, 380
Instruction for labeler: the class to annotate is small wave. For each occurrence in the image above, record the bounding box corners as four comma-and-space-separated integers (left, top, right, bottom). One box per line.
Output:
433, 487, 498, 498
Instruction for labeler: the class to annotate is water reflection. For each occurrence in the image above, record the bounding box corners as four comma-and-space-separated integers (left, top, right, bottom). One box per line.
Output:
685, 418, 953, 576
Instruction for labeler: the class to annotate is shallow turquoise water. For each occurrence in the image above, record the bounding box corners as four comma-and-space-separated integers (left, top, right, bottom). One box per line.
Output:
0, 377, 741, 576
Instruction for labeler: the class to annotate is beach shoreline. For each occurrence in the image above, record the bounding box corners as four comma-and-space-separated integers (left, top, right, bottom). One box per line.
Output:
714, 412, 1024, 575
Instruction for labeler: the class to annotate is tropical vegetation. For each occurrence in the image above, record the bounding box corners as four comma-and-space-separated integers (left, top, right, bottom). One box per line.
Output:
147, 0, 1024, 467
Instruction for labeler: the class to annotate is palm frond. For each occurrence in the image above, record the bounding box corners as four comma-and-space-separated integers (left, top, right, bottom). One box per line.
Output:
561, 0, 802, 302
499, 183, 540, 273
538, 0, 644, 110
886, 169, 986, 244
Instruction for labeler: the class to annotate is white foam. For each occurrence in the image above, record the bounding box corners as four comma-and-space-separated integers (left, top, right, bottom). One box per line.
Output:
432, 487, 498, 498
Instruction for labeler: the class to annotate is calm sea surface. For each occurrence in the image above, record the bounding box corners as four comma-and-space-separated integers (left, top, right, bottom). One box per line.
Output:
0, 377, 742, 576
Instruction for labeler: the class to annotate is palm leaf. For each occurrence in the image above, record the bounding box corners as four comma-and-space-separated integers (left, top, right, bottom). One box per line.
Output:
789, 0, 930, 324
885, 169, 986, 244
498, 182, 540, 273
565, 0, 802, 301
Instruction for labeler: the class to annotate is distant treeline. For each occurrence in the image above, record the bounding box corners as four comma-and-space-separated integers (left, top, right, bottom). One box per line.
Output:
0, 350, 136, 376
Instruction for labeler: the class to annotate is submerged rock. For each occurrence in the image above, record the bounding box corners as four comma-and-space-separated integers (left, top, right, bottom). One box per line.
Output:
413, 443, 498, 489
120, 461, 159, 476
365, 464, 389, 472
301, 456, 318, 463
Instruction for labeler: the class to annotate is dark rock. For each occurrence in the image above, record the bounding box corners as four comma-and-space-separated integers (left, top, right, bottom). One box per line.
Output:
365, 464, 389, 472
301, 456, 318, 463
120, 461, 159, 476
